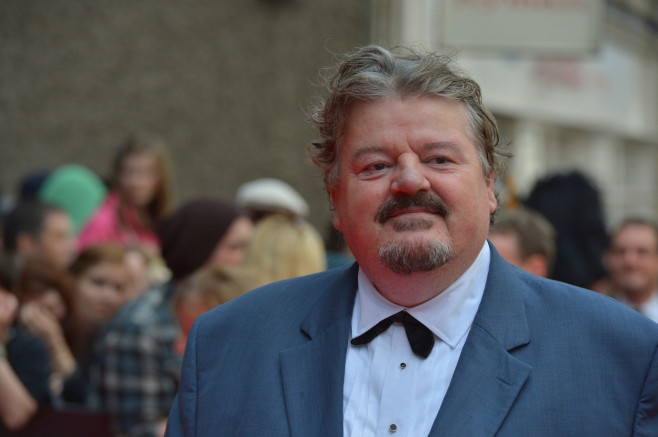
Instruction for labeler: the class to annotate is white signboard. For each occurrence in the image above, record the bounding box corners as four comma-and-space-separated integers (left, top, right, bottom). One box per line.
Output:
456, 42, 657, 140
440, 0, 603, 54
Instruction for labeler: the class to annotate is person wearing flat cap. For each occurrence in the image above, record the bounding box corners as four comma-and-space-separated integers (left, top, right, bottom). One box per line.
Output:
235, 178, 310, 223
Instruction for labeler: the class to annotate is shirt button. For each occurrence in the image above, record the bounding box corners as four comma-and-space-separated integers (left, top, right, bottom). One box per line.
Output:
389, 423, 398, 433
400, 363, 406, 369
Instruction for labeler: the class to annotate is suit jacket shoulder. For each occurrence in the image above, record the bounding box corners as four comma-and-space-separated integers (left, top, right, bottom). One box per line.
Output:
432, 249, 658, 437
196, 263, 359, 345
487, 254, 658, 351
169, 263, 359, 437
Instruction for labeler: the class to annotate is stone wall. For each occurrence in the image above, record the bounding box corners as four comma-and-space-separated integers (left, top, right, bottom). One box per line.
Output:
0, 0, 368, 232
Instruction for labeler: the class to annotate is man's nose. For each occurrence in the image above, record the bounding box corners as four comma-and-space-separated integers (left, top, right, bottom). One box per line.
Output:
391, 157, 431, 195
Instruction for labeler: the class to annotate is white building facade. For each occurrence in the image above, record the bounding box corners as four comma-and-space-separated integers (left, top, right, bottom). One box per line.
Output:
370, 0, 658, 228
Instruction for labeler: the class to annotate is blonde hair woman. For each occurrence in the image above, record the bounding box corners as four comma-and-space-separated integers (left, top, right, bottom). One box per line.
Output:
245, 214, 326, 284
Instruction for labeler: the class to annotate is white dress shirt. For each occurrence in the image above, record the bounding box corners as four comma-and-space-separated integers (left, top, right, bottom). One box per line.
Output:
343, 243, 490, 437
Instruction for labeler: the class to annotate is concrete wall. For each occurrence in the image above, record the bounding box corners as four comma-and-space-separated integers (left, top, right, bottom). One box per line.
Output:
0, 0, 368, 231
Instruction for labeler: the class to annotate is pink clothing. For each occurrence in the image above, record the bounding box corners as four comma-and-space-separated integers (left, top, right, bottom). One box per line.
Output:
77, 192, 160, 253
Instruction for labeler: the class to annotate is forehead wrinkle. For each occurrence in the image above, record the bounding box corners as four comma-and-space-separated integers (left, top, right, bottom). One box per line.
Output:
351, 145, 391, 161
422, 141, 461, 152
349, 141, 466, 165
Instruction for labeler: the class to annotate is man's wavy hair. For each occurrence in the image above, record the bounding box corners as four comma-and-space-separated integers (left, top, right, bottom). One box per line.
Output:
308, 45, 510, 191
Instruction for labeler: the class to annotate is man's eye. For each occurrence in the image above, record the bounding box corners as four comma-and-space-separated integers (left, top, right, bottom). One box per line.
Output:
429, 157, 448, 165
365, 163, 388, 172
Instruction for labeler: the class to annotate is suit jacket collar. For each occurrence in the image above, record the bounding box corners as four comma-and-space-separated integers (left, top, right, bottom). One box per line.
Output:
281, 245, 532, 437
429, 243, 532, 436
279, 263, 359, 437
473, 243, 530, 351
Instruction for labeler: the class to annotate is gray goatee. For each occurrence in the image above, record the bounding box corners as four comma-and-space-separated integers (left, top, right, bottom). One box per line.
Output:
379, 239, 454, 275
375, 192, 454, 274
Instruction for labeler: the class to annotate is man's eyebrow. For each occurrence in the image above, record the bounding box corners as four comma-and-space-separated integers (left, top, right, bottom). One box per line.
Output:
423, 141, 460, 151
351, 145, 389, 160
350, 141, 461, 160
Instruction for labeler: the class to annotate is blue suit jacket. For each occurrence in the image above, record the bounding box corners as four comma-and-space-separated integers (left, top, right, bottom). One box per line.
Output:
165, 246, 658, 436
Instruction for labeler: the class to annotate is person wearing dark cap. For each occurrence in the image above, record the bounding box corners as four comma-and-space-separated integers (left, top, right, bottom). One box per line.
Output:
86, 197, 252, 437
158, 198, 254, 281
17, 168, 52, 202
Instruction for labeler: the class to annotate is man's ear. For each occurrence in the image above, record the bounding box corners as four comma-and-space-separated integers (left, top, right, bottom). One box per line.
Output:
328, 187, 341, 230
487, 174, 497, 215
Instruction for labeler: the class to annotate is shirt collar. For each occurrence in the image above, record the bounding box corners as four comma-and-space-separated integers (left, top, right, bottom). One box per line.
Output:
354, 242, 490, 349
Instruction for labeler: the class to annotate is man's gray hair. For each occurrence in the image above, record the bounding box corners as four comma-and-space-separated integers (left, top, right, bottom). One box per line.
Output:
308, 45, 510, 190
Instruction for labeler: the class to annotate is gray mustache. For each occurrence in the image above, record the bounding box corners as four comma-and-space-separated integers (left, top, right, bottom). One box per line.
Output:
374, 193, 450, 224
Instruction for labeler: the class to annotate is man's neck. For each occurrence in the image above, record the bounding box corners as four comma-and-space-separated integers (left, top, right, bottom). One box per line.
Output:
369, 271, 456, 307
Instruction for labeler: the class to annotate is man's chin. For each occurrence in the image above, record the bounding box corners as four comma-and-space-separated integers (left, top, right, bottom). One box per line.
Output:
378, 239, 453, 275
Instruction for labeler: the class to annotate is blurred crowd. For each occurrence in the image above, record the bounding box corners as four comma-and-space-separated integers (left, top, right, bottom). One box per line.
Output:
1, 132, 656, 437
0, 132, 353, 437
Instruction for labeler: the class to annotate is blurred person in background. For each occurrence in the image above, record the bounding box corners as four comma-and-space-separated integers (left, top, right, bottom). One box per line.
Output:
523, 170, 609, 291
2, 201, 75, 275
88, 197, 252, 437
38, 164, 108, 237
324, 221, 354, 270
16, 258, 74, 393
123, 245, 170, 302
236, 177, 309, 223
0, 253, 51, 433
488, 207, 556, 278
60, 244, 133, 404
244, 213, 326, 284
15, 245, 134, 404
16, 169, 52, 203
172, 264, 264, 356
78, 132, 174, 256
604, 218, 658, 323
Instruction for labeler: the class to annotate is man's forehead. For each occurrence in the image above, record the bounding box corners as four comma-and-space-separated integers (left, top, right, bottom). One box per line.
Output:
612, 227, 658, 252
339, 97, 470, 144
616, 224, 657, 240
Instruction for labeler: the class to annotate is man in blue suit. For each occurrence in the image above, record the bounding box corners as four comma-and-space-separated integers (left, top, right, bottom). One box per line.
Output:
165, 45, 658, 436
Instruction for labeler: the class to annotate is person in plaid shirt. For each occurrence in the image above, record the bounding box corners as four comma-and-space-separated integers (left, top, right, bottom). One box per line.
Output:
88, 197, 254, 436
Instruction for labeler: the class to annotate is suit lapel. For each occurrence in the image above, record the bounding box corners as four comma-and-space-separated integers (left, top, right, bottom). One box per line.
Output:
430, 246, 532, 436
278, 248, 532, 436
428, 325, 532, 436
280, 263, 359, 437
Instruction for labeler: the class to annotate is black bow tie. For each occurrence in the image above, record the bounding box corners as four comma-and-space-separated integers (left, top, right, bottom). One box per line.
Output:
350, 311, 435, 358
